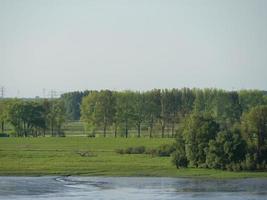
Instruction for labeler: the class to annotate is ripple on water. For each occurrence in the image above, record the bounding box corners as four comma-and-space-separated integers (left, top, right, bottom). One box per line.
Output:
0, 176, 266, 200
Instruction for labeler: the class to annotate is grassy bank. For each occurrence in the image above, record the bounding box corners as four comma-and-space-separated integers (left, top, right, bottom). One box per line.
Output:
0, 137, 266, 178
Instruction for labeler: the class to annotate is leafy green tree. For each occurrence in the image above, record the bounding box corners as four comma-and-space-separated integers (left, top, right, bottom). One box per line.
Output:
239, 90, 267, 112
159, 89, 169, 138
97, 90, 116, 137
206, 129, 247, 169
115, 91, 135, 138
46, 100, 66, 136
168, 89, 182, 137
241, 105, 267, 163
81, 92, 99, 135
132, 92, 146, 137
180, 88, 195, 116
183, 113, 220, 167
172, 133, 188, 168
61, 91, 91, 120
8, 100, 46, 137
144, 90, 161, 138
0, 100, 8, 133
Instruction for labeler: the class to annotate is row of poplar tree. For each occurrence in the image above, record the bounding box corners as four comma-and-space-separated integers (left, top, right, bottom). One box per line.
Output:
77, 89, 267, 138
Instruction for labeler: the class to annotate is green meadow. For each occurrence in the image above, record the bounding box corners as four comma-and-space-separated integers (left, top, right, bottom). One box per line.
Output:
0, 137, 267, 178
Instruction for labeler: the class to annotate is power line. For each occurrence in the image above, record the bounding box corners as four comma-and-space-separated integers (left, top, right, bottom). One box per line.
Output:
0, 86, 4, 98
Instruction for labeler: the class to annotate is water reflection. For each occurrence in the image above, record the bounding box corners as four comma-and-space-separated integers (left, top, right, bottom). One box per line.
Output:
0, 176, 266, 200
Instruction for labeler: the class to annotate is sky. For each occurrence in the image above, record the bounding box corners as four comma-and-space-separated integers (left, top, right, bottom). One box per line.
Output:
0, 0, 267, 97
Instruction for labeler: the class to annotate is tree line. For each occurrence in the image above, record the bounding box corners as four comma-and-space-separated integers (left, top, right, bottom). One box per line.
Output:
1, 88, 266, 138
0, 99, 65, 137
78, 89, 267, 138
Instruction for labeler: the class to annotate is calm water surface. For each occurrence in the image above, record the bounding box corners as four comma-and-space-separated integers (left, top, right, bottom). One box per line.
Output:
0, 176, 267, 200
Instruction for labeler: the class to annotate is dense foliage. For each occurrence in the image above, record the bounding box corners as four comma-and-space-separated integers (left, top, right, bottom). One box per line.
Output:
172, 106, 267, 171
0, 88, 267, 171
0, 99, 66, 137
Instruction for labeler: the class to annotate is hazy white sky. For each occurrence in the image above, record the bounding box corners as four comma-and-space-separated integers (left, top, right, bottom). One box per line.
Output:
1, 0, 267, 97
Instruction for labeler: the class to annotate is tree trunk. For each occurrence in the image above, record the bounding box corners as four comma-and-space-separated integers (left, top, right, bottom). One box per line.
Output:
114, 124, 117, 138
125, 120, 128, 138
161, 121, 165, 138
149, 124, 153, 138
103, 123, 107, 138
257, 129, 264, 162
1, 121, 4, 133
149, 117, 153, 138
171, 122, 175, 138
51, 120, 54, 136
137, 123, 141, 138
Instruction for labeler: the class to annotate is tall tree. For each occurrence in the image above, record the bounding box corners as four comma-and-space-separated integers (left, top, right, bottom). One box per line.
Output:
61, 90, 91, 120
241, 105, 267, 163
115, 91, 134, 138
0, 100, 8, 133
183, 113, 220, 167
239, 90, 267, 112
206, 129, 247, 169
81, 92, 99, 135
144, 90, 161, 138
97, 90, 116, 137
132, 92, 146, 137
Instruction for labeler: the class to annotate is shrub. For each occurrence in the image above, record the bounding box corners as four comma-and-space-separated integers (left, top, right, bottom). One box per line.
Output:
115, 146, 146, 154
241, 153, 257, 170
115, 149, 125, 154
0, 133, 9, 137
145, 148, 158, 157
171, 151, 188, 168
156, 144, 176, 157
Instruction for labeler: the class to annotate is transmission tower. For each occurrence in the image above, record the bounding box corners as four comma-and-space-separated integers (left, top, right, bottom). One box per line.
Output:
0, 86, 4, 98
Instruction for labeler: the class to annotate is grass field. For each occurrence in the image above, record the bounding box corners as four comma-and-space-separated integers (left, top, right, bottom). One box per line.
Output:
0, 137, 267, 178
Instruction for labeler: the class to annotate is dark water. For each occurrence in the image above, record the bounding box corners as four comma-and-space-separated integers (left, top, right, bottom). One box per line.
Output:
0, 176, 267, 200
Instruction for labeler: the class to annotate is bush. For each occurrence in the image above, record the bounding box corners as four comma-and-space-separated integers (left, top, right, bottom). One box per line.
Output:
171, 151, 188, 168
225, 162, 243, 171
156, 144, 176, 157
241, 153, 257, 170
115, 148, 125, 154
115, 144, 175, 157
145, 148, 158, 157
115, 146, 146, 154
0, 133, 9, 137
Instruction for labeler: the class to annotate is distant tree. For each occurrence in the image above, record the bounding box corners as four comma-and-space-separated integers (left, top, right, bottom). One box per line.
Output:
115, 91, 135, 138
81, 92, 99, 135
132, 92, 146, 137
8, 100, 46, 137
180, 88, 195, 116
0, 100, 8, 133
169, 89, 182, 137
144, 90, 161, 138
97, 90, 116, 137
61, 90, 91, 120
159, 89, 169, 138
53, 100, 66, 136
239, 90, 267, 112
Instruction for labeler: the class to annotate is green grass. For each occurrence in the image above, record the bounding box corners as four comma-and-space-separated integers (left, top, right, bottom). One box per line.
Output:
0, 137, 267, 178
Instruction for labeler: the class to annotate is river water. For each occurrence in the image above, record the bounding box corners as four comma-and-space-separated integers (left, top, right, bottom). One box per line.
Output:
0, 176, 266, 200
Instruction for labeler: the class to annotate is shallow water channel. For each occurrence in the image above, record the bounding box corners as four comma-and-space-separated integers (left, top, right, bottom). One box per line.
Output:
0, 176, 267, 200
